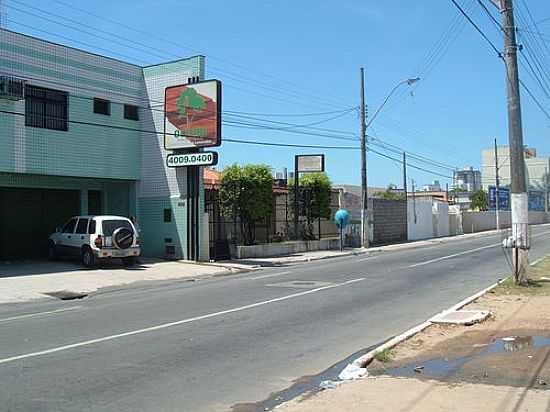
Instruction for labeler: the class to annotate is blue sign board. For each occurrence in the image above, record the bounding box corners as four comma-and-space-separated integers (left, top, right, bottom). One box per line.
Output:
488, 186, 510, 210
529, 191, 545, 211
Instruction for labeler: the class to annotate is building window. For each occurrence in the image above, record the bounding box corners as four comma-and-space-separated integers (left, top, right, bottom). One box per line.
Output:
164, 208, 172, 222
25, 85, 68, 131
124, 104, 139, 121
93, 98, 111, 115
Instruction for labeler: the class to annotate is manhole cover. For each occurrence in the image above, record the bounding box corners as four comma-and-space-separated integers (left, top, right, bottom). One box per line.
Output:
266, 280, 334, 289
44, 290, 88, 300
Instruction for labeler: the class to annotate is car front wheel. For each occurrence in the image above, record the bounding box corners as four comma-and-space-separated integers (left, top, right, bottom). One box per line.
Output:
47, 242, 57, 261
81, 247, 96, 268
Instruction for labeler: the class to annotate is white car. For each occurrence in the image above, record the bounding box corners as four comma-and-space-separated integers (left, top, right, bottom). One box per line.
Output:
48, 215, 141, 267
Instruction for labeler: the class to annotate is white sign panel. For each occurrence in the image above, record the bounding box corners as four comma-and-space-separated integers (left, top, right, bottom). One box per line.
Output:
166, 152, 218, 168
296, 154, 325, 172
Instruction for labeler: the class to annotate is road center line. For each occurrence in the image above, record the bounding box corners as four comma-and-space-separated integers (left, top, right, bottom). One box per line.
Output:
0, 278, 364, 366
249, 271, 291, 280
0, 306, 81, 323
408, 243, 500, 268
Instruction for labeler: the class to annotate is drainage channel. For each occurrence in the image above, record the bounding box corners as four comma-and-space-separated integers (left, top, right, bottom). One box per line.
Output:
43, 291, 89, 300
229, 339, 388, 412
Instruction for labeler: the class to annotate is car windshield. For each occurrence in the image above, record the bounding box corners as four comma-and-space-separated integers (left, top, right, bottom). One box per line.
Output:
102, 220, 133, 236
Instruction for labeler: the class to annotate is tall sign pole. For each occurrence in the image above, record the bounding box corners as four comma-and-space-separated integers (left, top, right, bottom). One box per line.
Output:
360, 68, 369, 248
500, 0, 529, 283
494, 138, 500, 231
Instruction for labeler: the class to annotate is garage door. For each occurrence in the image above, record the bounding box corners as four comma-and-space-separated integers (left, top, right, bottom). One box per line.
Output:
0, 188, 80, 259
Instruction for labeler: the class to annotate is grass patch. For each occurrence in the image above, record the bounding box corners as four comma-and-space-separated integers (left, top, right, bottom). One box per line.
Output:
374, 348, 394, 363
493, 256, 550, 296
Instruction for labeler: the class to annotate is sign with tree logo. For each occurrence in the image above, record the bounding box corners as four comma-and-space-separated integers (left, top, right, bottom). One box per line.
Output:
164, 80, 221, 150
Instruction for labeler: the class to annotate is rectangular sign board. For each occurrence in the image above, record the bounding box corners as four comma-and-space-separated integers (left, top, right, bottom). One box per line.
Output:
488, 186, 510, 210
296, 154, 325, 173
166, 151, 218, 168
164, 79, 221, 150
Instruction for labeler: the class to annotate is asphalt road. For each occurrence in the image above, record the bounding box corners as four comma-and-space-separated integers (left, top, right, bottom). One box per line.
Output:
1, 227, 550, 412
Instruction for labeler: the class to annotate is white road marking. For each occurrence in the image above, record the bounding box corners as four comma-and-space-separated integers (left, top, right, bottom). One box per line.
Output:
249, 271, 291, 280
0, 278, 365, 366
0, 307, 81, 324
408, 244, 500, 268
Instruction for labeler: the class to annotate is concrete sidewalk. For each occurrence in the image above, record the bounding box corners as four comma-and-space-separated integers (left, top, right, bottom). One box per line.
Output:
0, 259, 232, 304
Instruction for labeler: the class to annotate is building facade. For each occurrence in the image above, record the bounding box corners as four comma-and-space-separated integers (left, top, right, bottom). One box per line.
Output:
481, 145, 550, 191
0, 28, 207, 260
453, 167, 481, 192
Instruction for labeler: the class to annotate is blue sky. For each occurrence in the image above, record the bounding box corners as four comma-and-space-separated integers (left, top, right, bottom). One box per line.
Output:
4, 0, 550, 188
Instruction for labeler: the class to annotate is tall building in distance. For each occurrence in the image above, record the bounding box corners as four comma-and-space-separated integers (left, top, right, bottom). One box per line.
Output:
481, 145, 549, 190
453, 167, 481, 192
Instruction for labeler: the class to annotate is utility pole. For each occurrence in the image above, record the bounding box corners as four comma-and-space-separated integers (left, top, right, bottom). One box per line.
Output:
494, 138, 500, 231
403, 152, 408, 196
545, 165, 548, 213
411, 179, 417, 224
360, 68, 369, 248
500, 0, 529, 284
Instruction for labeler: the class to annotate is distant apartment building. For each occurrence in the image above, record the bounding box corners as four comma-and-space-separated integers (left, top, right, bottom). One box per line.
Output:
422, 180, 441, 192
453, 167, 481, 192
481, 145, 549, 190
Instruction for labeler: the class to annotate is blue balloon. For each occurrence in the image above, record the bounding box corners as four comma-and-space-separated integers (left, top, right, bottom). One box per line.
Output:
334, 209, 350, 228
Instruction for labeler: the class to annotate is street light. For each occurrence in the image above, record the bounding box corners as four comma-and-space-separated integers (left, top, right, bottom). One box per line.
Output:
359, 75, 420, 249
366, 77, 420, 129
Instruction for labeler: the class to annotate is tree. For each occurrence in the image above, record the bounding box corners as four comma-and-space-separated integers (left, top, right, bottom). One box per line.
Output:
219, 164, 273, 245
374, 184, 405, 201
470, 189, 488, 211
293, 173, 332, 240
176, 88, 206, 129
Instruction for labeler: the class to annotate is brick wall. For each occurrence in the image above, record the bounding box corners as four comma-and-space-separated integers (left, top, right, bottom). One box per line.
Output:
371, 199, 407, 245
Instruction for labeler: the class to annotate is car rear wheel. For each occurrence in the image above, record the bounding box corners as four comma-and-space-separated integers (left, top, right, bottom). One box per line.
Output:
81, 247, 96, 268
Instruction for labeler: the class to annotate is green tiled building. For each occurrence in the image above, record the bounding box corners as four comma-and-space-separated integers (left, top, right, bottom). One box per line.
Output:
0, 28, 208, 260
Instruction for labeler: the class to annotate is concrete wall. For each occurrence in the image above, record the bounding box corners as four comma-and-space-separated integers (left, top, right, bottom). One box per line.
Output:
407, 198, 435, 240
371, 199, 407, 245
462, 211, 550, 233
432, 201, 450, 238
234, 238, 340, 259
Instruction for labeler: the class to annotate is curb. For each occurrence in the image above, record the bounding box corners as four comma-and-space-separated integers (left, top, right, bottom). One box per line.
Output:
339, 253, 549, 380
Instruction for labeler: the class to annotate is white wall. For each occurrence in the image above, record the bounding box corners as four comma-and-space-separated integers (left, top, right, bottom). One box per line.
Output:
408, 198, 435, 240
433, 200, 450, 238
462, 211, 550, 233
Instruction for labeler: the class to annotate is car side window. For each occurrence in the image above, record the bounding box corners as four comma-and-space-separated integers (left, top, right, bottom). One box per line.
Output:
62, 218, 78, 234
75, 218, 89, 234
88, 220, 96, 234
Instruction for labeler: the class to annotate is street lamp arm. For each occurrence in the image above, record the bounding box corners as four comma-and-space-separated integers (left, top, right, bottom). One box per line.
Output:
365, 77, 420, 130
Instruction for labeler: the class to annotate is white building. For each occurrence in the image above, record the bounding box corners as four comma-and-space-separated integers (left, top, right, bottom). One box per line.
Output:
481, 145, 549, 190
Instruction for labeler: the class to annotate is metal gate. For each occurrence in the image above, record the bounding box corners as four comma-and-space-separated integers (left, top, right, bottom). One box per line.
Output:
205, 189, 230, 261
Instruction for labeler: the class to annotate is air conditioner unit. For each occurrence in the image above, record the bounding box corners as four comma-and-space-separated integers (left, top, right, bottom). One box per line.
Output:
0, 76, 26, 100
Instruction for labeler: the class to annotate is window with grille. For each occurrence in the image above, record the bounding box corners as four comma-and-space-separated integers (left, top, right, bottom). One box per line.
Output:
124, 104, 139, 121
93, 98, 111, 115
25, 85, 68, 131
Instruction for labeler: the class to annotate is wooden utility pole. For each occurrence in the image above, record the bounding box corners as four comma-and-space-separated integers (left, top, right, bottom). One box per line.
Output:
500, 0, 529, 284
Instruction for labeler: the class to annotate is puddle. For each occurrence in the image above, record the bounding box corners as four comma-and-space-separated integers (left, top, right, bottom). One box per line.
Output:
382, 336, 550, 379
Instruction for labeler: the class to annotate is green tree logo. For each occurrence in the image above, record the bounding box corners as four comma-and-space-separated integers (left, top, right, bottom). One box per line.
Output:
176, 87, 207, 130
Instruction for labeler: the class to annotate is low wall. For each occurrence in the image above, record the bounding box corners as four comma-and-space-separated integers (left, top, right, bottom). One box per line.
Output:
234, 237, 340, 259
462, 211, 550, 233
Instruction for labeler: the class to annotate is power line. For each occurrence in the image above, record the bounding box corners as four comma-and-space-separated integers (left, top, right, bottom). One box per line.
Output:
9, 0, 347, 110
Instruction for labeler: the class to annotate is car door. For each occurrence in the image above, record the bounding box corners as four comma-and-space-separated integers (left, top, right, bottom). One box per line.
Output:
73, 218, 89, 255
58, 217, 78, 256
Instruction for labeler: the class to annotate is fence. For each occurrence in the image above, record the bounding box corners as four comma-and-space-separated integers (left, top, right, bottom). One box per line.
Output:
205, 188, 340, 260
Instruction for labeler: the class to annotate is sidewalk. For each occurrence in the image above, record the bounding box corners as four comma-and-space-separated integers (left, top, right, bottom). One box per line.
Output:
220, 248, 367, 268
0, 259, 233, 305
279, 257, 550, 412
